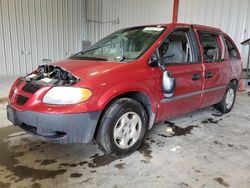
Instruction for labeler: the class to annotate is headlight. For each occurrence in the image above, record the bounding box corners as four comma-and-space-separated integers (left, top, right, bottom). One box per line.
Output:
43, 87, 92, 105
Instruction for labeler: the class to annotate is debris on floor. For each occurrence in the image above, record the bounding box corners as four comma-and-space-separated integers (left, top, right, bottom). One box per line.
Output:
166, 127, 174, 133
170, 145, 182, 152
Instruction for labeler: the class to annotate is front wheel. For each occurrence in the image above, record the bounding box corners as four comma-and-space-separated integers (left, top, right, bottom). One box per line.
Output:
214, 82, 236, 113
95, 98, 148, 158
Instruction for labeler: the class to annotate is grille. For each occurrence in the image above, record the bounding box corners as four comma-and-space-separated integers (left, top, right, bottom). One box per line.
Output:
16, 95, 29, 106
22, 83, 41, 93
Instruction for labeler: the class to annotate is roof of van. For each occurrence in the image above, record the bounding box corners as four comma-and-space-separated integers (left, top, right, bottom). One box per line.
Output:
134, 23, 222, 33
167, 23, 222, 32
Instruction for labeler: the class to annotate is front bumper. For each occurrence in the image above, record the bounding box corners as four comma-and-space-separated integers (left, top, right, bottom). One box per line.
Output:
7, 105, 101, 144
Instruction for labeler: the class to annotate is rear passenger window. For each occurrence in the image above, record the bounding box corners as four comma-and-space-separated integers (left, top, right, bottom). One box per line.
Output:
198, 32, 221, 62
224, 37, 239, 59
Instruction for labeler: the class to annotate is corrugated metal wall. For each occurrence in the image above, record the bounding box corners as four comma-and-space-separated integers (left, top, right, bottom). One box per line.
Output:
0, 0, 87, 75
178, 0, 250, 67
86, 0, 174, 43
1, 0, 250, 75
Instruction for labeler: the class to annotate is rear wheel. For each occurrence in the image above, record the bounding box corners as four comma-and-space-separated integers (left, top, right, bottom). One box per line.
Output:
214, 82, 236, 113
96, 98, 148, 158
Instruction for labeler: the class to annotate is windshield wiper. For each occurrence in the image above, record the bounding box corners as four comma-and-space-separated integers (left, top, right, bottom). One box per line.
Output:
73, 42, 120, 57
69, 56, 108, 61
72, 40, 127, 62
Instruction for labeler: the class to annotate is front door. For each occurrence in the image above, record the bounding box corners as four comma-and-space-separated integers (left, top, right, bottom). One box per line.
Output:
157, 28, 204, 121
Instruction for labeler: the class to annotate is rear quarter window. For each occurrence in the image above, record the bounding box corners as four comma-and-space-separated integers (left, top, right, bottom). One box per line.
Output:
224, 36, 239, 59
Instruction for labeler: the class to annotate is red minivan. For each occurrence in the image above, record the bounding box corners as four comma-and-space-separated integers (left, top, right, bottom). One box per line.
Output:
7, 23, 242, 157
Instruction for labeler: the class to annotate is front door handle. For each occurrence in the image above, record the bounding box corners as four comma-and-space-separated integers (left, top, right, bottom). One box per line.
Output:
192, 73, 201, 81
205, 71, 213, 79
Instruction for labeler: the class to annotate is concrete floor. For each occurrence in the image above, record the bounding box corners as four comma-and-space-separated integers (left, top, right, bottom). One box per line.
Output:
0, 77, 250, 188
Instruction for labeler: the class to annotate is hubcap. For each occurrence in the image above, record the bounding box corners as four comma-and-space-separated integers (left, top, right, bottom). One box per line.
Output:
225, 88, 235, 109
113, 112, 142, 149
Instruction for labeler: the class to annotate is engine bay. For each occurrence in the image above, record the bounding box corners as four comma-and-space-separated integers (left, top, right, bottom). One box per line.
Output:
25, 65, 80, 86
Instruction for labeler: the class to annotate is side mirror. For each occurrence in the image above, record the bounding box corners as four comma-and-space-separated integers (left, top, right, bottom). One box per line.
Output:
162, 70, 176, 98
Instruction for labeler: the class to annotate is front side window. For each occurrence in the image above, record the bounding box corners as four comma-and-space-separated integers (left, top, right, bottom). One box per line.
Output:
198, 32, 221, 62
158, 30, 194, 65
224, 37, 239, 59
71, 26, 165, 62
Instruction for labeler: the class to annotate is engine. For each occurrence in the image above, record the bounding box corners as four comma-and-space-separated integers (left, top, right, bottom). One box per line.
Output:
25, 65, 80, 86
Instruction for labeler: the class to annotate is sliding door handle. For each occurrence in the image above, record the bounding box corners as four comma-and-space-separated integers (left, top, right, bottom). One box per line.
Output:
192, 73, 201, 81
205, 72, 213, 79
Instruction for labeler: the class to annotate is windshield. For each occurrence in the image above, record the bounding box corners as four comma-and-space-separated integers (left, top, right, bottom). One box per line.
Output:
71, 26, 166, 62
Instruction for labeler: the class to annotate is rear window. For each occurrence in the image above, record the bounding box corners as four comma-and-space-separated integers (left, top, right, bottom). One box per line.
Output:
198, 31, 221, 62
224, 37, 239, 59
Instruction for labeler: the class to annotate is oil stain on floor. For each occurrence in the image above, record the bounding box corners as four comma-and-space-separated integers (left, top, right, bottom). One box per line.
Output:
70, 173, 83, 178
0, 116, 223, 185
139, 142, 153, 163
0, 134, 157, 185
158, 121, 199, 138
0, 181, 11, 188
214, 177, 230, 187
201, 118, 222, 124
88, 154, 116, 168
114, 163, 126, 169
40, 159, 57, 166
0, 140, 67, 182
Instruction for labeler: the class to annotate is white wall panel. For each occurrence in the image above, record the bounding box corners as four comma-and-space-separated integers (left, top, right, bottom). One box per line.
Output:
178, 0, 250, 67
0, 0, 7, 75
87, 0, 174, 44
2, 0, 249, 75
1, 0, 14, 74
0, 0, 87, 75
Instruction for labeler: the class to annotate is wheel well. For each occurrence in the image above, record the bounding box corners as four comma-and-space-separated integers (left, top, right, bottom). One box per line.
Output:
122, 92, 153, 124
94, 92, 154, 138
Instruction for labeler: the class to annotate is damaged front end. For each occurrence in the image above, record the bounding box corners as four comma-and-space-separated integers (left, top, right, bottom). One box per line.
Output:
9, 65, 81, 106
25, 65, 80, 86
7, 65, 98, 144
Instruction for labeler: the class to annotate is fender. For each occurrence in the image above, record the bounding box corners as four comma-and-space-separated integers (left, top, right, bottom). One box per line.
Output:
97, 81, 157, 114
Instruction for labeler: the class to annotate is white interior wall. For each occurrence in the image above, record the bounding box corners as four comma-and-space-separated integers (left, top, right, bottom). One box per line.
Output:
86, 0, 174, 44
0, 0, 87, 75
1, 0, 250, 76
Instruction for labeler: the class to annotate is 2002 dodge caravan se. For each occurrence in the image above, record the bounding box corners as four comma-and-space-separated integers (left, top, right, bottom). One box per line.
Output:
7, 23, 242, 157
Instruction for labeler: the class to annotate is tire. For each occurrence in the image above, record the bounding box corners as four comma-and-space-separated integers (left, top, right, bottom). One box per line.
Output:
214, 82, 237, 113
95, 98, 148, 158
